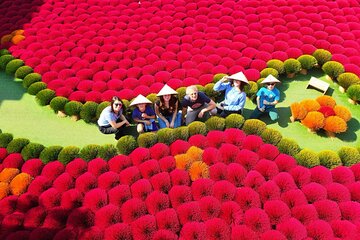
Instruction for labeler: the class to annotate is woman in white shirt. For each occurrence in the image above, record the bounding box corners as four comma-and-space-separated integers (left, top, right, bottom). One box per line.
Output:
97, 96, 130, 140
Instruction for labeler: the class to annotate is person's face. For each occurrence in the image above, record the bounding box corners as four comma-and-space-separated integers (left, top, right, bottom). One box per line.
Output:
233, 80, 241, 87
163, 94, 171, 101
266, 83, 276, 90
187, 90, 198, 101
138, 103, 146, 111
113, 101, 122, 112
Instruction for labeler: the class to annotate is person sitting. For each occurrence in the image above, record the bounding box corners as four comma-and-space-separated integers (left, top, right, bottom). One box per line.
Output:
213, 71, 249, 117
249, 74, 281, 121
131, 94, 158, 133
155, 84, 182, 129
181, 85, 217, 125
97, 96, 130, 140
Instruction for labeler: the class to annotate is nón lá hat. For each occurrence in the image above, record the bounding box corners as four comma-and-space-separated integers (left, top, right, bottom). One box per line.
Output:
129, 94, 152, 106
157, 84, 178, 96
261, 74, 281, 84
227, 71, 249, 84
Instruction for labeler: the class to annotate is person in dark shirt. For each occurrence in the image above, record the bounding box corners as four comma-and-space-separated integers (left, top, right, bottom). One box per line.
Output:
181, 85, 216, 125
131, 94, 158, 133
155, 84, 182, 129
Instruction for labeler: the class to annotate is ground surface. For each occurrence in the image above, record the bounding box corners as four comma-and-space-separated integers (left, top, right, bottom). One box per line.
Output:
1, 69, 359, 151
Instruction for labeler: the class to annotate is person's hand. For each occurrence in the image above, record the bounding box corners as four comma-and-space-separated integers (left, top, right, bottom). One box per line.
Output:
123, 120, 130, 126
263, 100, 270, 105
259, 106, 266, 112
145, 120, 151, 126
141, 113, 149, 118
165, 120, 170, 128
198, 109, 206, 118
221, 76, 228, 82
170, 121, 174, 128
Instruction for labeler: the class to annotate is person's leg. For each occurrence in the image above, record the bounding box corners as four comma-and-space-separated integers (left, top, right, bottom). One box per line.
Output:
174, 112, 182, 128
137, 123, 144, 133
151, 120, 159, 131
185, 108, 202, 125
209, 107, 217, 116
220, 110, 228, 118
157, 116, 167, 129
98, 125, 117, 134
199, 104, 213, 122
268, 108, 279, 121
249, 107, 264, 119
114, 125, 127, 140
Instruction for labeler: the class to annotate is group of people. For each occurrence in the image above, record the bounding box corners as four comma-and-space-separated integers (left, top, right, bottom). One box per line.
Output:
97, 72, 281, 140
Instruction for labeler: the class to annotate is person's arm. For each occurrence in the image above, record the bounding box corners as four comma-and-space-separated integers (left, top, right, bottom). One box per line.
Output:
263, 100, 279, 105
132, 109, 151, 125
180, 98, 188, 123
213, 77, 229, 91
182, 106, 187, 123
155, 103, 169, 127
263, 89, 280, 106
108, 119, 125, 128
143, 114, 156, 119
133, 117, 150, 125
108, 113, 129, 128
199, 99, 216, 118
119, 114, 130, 126
170, 101, 179, 128
141, 106, 156, 119
256, 96, 265, 112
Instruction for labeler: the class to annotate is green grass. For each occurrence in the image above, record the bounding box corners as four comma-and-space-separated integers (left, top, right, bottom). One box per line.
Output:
243, 69, 360, 151
0, 72, 117, 147
0, 69, 359, 151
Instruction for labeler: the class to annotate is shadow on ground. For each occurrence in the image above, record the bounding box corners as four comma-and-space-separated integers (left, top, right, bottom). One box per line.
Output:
0, 72, 25, 106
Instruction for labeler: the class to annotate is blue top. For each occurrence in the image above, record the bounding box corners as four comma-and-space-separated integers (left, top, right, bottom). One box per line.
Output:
257, 87, 280, 109
181, 92, 211, 110
213, 81, 246, 111
132, 105, 156, 120
97, 106, 122, 127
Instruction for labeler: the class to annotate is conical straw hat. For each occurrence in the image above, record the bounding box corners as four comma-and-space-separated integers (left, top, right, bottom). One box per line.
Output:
129, 94, 152, 106
157, 84, 178, 96
261, 74, 281, 84
227, 71, 249, 84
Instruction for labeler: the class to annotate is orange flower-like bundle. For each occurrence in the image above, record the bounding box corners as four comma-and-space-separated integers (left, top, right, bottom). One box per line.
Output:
334, 105, 352, 122
0, 29, 25, 45
316, 95, 337, 108
292, 97, 351, 136
323, 116, 347, 134
175, 153, 192, 170
0, 182, 10, 200
0, 168, 20, 183
188, 161, 209, 181
301, 111, 325, 131
290, 102, 308, 120
10, 172, 32, 196
186, 146, 204, 163
300, 99, 321, 112
175, 146, 210, 181
11, 34, 25, 44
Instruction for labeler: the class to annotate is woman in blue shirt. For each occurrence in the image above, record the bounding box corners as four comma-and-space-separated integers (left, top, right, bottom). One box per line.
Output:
249, 74, 281, 121
213, 71, 249, 117
97, 96, 130, 140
